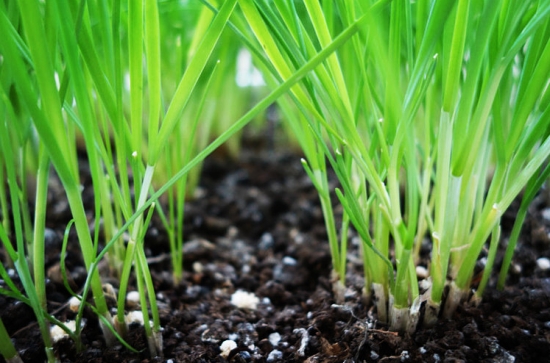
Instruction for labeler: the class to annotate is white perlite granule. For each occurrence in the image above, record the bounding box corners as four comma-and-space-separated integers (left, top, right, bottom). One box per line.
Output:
125, 310, 153, 327
126, 291, 141, 308
231, 290, 260, 310
268, 332, 281, 346
219, 340, 237, 358
267, 349, 283, 362
537, 257, 550, 270
50, 320, 80, 343
68, 296, 81, 312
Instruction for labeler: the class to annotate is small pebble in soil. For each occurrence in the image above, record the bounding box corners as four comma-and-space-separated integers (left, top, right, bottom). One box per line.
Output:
494, 351, 516, 363
293, 328, 309, 357
269, 332, 281, 346
44, 228, 61, 249
266, 349, 283, 362
231, 290, 260, 310
290, 228, 304, 244
419, 347, 427, 354
237, 322, 258, 348
479, 256, 487, 267
273, 259, 305, 286
282, 256, 297, 265
156, 291, 166, 300
201, 327, 223, 343
536, 257, 550, 270
219, 340, 237, 358
185, 285, 203, 300
237, 351, 252, 361
259, 232, 274, 250
344, 287, 358, 299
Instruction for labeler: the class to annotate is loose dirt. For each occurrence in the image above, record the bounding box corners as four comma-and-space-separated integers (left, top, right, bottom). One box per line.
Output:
2, 144, 550, 363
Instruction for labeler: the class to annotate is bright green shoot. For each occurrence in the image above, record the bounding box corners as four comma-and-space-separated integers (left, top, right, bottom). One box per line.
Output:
76, 0, 385, 339
241, 0, 550, 332
0, 317, 22, 363
3, 0, 329, 358
2, 4, 550, 363
1, 0, 117, 351
1, 0, 240, 358
235, 0, 362, 302
0, 95, 55, 359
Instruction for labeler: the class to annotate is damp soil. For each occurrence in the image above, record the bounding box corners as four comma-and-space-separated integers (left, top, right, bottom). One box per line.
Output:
2, 142, 550, 363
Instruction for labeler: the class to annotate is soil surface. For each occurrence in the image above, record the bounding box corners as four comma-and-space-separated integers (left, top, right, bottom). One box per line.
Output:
2, 141, 550, 363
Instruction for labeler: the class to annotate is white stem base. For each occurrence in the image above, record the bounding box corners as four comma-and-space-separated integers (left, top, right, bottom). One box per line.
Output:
385, 295, 423, 333
470, 293, 482, 307
373, 283, 388, 323
113, 317, 127, 340
406, 297, 421, 335
389, 304, 408, 332
423, 299, 440, 327
148, 330, 164, 358
443, 281, 467, 319
6, 355, 24, 363
330, 270, 346, 304
99, 313, 117, 347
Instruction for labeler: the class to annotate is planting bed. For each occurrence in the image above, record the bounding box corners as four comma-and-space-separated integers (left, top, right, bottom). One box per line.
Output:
2, 142, 550, 363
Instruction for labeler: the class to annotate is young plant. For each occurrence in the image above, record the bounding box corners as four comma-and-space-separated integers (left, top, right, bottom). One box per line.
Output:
239, 0, 550, 332
2, 0, 358, 359
72, 5, 363, 359
152, 5, 261, 285
0, 317, 22, 363
0, 0, 239, 357
0, 0, 120, 350
0, 99, 54, 359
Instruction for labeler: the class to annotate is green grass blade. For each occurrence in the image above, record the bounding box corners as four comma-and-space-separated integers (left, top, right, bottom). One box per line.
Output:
145, 0, 161, 152
151, 0, 238, 165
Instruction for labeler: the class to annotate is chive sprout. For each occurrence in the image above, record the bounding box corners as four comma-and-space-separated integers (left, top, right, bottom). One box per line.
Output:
1, 1, 549, 361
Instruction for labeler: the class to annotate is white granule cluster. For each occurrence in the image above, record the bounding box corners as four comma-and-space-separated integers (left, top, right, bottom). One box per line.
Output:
230, 290, 260, 310
50, 320, 78, 343
219, 339, 237, 358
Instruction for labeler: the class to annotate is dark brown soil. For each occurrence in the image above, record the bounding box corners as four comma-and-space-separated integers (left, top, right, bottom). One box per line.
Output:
2, 142, 550, 363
